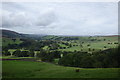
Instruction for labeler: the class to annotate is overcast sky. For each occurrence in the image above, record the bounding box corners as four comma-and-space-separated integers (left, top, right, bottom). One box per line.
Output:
1, 2, 118, 35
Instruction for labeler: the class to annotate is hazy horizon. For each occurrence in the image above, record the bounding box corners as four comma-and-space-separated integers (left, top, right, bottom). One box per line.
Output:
1, 2, 118, 36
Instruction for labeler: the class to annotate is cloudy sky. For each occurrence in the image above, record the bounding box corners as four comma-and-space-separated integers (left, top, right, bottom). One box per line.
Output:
1, 2, 118, 35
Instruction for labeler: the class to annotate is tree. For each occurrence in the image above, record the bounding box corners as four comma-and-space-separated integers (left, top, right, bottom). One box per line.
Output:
21, 51, 29, 57
82, 42, 84, 44
58, 53, 74, 66
88, 48, 91, 51
12, 38, 16, 42
2, 50, 11, 56
13, 49, 21, 57
104, 46, 107, 48
58, 45, 120, 68
29, 50, 35, 57
58, 52, 90, 67
80, 56, 95, 68
87, 44, 90, 46
81, 49, 83, 51
41, 53, 54, 62
103, 39, 106, 41
52, 51, 61, 58
13, 50, 29, 57
37, 50, 54, 62
93, 61, 103, 68
80, 45, 83, 48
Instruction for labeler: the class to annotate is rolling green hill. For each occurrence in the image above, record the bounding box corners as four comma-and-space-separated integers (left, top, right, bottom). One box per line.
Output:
1, 29, 119, 79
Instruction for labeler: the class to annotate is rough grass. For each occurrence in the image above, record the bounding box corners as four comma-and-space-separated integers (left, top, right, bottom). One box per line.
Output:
2, 60, 120, 78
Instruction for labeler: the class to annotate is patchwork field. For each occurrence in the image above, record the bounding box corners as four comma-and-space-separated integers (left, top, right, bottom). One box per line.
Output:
2, 35, 119, 79
4, 36, 119, 53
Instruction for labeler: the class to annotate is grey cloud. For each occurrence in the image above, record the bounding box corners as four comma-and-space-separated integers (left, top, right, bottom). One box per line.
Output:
2, 10, 32, 28
1, 2, 118, 35
2, 7, 58, 30
36, 9, 57, 27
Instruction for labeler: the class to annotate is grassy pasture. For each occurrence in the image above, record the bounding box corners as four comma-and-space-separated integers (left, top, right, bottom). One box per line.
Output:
1, 56, 34, 59
1, 36, 119, 78
58, 36, 118, 52
2, 36, 118, 53
5, 36, 118, 55
2, 37, 22, 46
2, 60, 120, 78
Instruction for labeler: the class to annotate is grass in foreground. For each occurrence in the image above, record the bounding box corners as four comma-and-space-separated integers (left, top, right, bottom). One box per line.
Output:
2, 60, 120, 78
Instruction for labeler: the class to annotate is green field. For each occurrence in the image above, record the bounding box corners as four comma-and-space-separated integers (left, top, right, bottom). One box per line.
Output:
57, 36, 118, 52
2, 60, 120, 78
5, 36, 118, 54
2, 37, 22, 46
2, 36, 119, 78
2, 36, 118, 52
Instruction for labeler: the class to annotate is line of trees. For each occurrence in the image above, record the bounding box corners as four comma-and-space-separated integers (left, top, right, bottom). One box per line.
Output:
2, 49, 34, 57
2, 50, 11, 56
36, 50, 61, 62
3, 39, 72, 51
58, 45, 120, 68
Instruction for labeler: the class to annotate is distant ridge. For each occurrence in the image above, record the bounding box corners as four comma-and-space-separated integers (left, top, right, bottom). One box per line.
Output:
100, 35, 120, 37
48, 34, 119, 37
0, 29, 23, 38
0, 29, 119, 38
0, 29, 46, 39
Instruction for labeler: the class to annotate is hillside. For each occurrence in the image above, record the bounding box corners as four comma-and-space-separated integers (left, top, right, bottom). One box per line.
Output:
1, 29, 23, 38
1, 29, 119, 40
0, 29, 46, 39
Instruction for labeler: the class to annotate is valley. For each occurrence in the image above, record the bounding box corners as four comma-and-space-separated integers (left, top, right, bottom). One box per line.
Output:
1, 29, 120, 78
